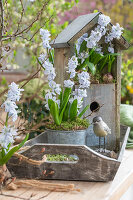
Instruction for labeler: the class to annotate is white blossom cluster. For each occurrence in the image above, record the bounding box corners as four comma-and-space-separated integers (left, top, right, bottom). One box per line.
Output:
1, 82, 23, 153
80, 14, 124, 54
0, 126, 17, 152
105, 23, 124, 53
78, 52, 89, 64
1, 82, 23, 122
40, 29, 51, 49
67, 68, 90, 109
69, 89, 87, 109
84, 14, 111, 54
39, 29, 61, 110
67, 55, 78, 78
8, 82, 24, 101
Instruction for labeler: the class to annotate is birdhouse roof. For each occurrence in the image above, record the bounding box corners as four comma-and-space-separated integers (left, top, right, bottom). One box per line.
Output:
50, 12, 130, 50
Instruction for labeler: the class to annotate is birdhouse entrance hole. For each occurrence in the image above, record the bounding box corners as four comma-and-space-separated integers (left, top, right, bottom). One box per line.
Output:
90, 101, 100, 112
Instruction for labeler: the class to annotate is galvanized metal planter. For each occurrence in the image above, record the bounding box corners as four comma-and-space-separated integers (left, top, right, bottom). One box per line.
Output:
7, 126, 130, 182
45, 129, 87, 145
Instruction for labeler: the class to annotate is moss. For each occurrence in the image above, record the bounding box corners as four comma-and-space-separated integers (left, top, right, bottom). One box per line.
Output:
45, 118, 89, 131
46, 154, 78, 162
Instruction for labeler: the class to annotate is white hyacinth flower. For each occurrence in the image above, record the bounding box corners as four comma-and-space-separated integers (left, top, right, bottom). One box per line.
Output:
0, 126, 17, 152
1, 99, 18, 122
108, 46, 114, 53
111, 23, 124, 39
67, 56, 78, 78
95, 45, 103, 55
73, 89, 87, 98
8, 82, 24, 102
38, 53, 47, 64
98, 14, 111, 27
43, 60, 56, 81
78, 71, 90, 89
64, 80, 74, 88
48, 80, 61, 95
40, 29, 51, 49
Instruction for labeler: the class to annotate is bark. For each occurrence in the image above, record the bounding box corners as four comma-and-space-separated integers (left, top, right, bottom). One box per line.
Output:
0, 0, 3, 59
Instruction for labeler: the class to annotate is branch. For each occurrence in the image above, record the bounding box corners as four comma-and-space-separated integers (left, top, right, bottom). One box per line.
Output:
2, 0, 50, 41
83, 104, 104, 119
14, 0, 25, 35
0, 0, 4, 58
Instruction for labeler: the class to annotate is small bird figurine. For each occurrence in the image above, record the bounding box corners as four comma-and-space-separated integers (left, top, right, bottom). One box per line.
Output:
92, 116, 111, 151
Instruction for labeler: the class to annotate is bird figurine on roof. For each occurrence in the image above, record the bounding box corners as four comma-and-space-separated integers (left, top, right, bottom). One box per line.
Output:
92, 116, 111, 152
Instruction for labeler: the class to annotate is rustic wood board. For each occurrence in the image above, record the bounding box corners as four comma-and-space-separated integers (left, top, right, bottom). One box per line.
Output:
7, 126, 130, 182
2, 149, 133, 200
8, 144, 120, 181
82, 83, 116, 149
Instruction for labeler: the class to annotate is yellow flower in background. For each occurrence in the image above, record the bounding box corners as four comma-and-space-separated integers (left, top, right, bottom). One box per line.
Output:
127, 85, 131, 90
129, 89, 133, 94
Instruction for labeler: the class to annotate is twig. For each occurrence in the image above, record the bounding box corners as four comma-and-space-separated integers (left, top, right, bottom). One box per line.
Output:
15, 179, 80, 192
14, 152, 46, 165
2, 0, 50, 41
83, 104, 104, 119
20, 67, 41, 89
14, 0, 25, 35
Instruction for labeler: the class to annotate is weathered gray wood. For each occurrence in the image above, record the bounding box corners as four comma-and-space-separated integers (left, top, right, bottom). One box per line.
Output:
54, 47, 70, 85
82, 84, 116, 149
8, 144, 120, 182
50, 12, 129, 50
114, 47, 122, 151
50, 12, 101, 48
7, 126, 129, 182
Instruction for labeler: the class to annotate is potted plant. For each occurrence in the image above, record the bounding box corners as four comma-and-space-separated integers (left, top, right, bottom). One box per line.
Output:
38, 30, 90, 145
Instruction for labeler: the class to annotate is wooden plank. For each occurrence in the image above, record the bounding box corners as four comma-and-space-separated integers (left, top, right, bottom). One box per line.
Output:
82, 83, 116, 149
8, 144, 120, 182
115, 47, 122, 151
54, 47, 70, 85
50, 12, 101, 48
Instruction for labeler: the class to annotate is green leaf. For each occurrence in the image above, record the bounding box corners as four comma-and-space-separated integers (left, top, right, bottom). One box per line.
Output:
59, 88, 71, 123
98, 56, 108, 72
62, 102, 70, 121
0, 134, 29, 166
60, 88, 71, 113
75, 0, 79, 3
77, 59, 87, 70
79, 40, 87, 53
86, 61, 96, 75
59, 89, 63, 109
48, 99, 60, 125
70, 99, 78, 120
78, 104, 90, 118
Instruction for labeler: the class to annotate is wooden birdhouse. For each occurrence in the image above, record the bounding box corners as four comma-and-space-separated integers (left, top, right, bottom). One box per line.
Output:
7, 12, 131, 182
50, 11, 130, 150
